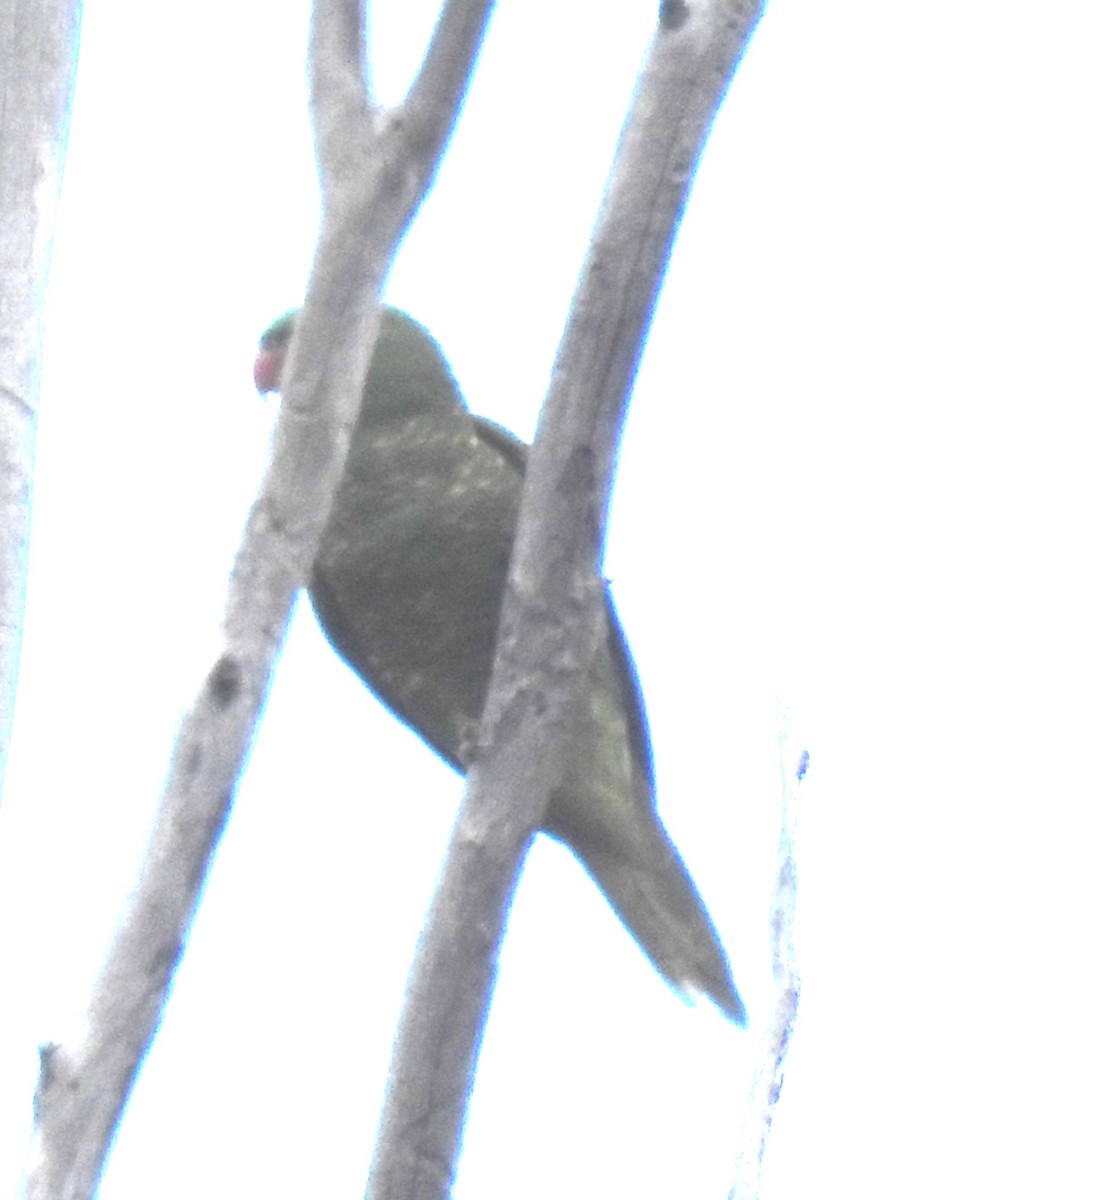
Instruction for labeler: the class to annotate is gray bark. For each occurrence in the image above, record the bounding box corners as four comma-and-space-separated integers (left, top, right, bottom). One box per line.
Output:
18, 3, 493, 1197
364, 5, 768, 1198
0, 1, 82, 799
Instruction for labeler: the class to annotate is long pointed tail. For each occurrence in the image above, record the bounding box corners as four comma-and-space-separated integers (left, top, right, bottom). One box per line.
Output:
555, 818, 746, 1024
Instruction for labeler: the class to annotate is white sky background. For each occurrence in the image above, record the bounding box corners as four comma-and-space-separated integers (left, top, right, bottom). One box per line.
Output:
1, 1, 1104, 1197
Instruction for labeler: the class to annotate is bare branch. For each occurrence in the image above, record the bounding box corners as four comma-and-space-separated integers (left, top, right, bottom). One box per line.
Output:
731, 706, 806, 1199
0, 0, 82, 798
406, 0, 497, 155
18, 3, 493, 1198
364, 4, 767, 1198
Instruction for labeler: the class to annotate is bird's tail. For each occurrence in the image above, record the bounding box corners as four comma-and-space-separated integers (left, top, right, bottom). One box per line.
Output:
548, 816, 747, 1025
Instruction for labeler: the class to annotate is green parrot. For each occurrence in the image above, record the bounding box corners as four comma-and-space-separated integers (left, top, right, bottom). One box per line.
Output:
254, 306, 746, 1024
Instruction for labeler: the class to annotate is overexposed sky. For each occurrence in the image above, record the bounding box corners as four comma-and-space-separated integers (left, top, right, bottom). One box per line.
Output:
2, 2, 1104, 1198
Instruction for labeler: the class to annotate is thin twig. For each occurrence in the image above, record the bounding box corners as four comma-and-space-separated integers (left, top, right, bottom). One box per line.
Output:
730, 704, 807, 1200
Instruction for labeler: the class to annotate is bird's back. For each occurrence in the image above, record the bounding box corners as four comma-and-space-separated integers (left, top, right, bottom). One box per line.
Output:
307, 307, 745, 1022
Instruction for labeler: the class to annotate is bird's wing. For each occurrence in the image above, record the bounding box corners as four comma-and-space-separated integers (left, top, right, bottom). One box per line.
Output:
472, 415, 528, 472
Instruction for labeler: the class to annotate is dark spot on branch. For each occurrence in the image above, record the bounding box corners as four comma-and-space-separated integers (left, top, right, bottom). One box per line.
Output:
208, 655, 241, 708
153, 938, 185, 980
659, 0, 690, 30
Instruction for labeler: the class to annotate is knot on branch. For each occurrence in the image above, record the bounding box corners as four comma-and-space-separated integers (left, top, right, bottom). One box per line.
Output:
207, 655, 242, 708
659, 0, 691, 31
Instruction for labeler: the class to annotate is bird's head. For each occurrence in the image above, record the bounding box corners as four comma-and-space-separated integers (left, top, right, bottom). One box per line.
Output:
252, 306, 467, 420
253, 309, 298, 394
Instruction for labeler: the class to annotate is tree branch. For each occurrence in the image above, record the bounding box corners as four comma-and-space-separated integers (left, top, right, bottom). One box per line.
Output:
364, 4, 767, 1198
18, 4, 494, 1198
731, 706, 806, 1199
0, 0, 82, 799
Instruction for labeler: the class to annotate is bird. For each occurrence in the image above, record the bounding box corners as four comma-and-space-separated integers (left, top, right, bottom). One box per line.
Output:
254, 305, 746, 1024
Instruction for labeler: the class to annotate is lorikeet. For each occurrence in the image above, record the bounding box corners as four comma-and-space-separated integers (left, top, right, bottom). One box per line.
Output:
255, 306, 745, 1024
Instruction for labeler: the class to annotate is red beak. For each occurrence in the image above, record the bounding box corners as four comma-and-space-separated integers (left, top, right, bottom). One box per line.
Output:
253, 348, 283, 394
